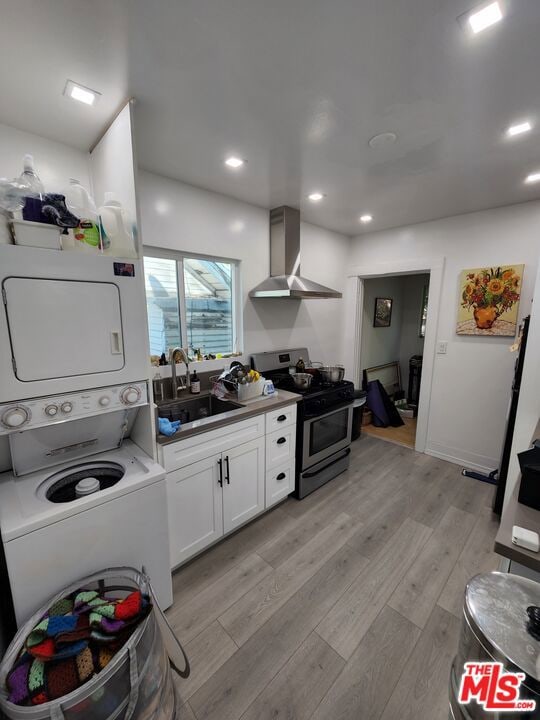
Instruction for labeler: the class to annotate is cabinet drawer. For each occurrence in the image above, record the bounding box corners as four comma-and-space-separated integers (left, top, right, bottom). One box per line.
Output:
266, 403, 297, 433
266, 426, 296, 470
265, 462, 295, 508
160, 414, 265, 472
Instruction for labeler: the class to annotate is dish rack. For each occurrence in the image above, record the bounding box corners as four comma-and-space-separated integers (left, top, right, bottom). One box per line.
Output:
210, 375, 266, 402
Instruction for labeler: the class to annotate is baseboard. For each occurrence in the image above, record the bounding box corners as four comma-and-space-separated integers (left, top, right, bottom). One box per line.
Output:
425, 441, 498, 475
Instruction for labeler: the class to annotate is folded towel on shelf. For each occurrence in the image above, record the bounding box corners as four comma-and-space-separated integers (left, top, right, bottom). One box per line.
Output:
6, 589, 151, 706
158, 417, 181, 436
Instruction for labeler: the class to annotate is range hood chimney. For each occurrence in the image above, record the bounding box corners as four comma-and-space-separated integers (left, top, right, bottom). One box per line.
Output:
249, 206, 342, 299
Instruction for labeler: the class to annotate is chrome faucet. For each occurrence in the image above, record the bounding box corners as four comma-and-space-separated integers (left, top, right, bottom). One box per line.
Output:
169, 347, 191, 398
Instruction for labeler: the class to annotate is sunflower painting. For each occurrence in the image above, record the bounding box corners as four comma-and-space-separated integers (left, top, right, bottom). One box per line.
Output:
456, 265, 524, 336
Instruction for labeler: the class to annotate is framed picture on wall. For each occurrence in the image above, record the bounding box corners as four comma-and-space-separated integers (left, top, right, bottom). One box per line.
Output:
456, 264, 524, 336
374, 297, 393, 327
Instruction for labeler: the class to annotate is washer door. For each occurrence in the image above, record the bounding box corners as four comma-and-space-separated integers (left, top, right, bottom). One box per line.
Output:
4, 277, 124, 381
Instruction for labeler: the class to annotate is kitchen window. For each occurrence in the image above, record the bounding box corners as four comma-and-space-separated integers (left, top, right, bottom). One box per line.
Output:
143, 251, 241, 358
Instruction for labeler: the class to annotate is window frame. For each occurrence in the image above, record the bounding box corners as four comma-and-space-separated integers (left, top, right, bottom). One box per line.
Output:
143, 245, 243, 357
419, 283, 429, 338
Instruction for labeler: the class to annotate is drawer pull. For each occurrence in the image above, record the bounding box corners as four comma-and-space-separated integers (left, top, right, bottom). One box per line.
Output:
276, 472, 286, 481
277, 414, 287, 422
277, 437, 287, 445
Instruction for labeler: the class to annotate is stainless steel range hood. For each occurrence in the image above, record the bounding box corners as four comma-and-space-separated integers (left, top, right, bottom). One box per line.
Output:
249, 206, 342, 299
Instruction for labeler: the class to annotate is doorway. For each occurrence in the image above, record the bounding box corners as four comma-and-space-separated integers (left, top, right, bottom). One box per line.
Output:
360, 273, 430, 449
342, 257, 444, 454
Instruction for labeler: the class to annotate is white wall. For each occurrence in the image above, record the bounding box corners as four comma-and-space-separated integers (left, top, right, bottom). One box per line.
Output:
0, 121, 91, 195
350, 202, 540, 473
361, 277, 404, 372
138, 170, 351, 364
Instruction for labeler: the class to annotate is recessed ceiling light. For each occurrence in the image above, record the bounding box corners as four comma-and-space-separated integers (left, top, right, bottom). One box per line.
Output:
225, 156, 245, 168
63, 80, 100, 106
525, 172, 540, 184
359, 214, 373, 224
308, 192, 325, 202
467, 2, 503, 34
368, 132, 397, 149
506, 121, 532, 137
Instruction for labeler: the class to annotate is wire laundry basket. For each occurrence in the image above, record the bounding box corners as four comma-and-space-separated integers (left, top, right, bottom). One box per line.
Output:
0, 567, 189, 720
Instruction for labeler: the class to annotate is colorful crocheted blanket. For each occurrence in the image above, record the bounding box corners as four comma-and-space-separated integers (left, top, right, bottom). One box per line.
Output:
6, 588, 151, 706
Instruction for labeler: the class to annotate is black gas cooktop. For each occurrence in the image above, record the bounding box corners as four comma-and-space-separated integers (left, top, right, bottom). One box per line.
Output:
266, 373, 355, 418
266, 372, 350, 395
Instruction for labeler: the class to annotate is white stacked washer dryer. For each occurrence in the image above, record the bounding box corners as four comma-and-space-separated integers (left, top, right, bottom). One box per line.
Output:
0, 244, 172, 627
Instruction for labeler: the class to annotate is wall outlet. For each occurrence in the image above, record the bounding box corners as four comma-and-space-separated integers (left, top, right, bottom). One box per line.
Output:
437, 341, 448, 355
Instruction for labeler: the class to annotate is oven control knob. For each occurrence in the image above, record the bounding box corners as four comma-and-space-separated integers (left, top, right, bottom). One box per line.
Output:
61, 402, 73, 414
121, 386, 141, 405
99, 396, 111, 407
45, 404, 58, 417
2, 406, 30, 429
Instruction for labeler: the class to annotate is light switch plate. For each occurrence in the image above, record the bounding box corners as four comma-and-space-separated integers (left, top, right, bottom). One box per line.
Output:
437, 341, 448, 354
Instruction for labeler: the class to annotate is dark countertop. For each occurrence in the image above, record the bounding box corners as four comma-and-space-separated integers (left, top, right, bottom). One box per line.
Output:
495, 419, 540, 571
156, 389, 301, 445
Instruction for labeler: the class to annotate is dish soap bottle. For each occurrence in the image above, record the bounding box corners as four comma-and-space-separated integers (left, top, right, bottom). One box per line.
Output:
190, 371, 201, 394
65, 178, 101, 252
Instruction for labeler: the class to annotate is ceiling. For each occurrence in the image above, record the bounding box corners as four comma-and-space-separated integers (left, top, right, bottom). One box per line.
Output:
1, 0, 540, 236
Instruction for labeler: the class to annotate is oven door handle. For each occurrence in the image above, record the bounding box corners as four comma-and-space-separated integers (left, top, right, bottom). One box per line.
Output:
304, 400, 354, 422
302, 447, 351, 479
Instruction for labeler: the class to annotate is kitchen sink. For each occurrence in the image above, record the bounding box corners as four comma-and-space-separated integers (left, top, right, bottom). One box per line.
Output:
157, 394, 244, 424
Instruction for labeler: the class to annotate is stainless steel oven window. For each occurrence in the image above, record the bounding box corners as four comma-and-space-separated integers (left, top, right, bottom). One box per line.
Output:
303, 405, 352, 470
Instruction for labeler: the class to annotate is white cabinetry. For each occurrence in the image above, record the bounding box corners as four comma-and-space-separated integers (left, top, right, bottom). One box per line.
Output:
265, 463, 294, 507
223, 437, 265, 533
264, 403, 297, 508
162, 415, 266, 569
161, 402, 297, 568
167, 454, 223, 567
266, 426, 295, 469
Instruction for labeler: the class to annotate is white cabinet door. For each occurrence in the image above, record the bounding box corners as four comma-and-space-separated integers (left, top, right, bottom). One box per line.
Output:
4, 278, 124, 380
223, 436, 265, 534
167, 453, 224, 568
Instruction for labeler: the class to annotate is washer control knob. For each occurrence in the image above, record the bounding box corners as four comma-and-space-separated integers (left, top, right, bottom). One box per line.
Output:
121, 386, 141, 406
1, 406, 30, 429
61, 402, 73, 414
99, 396, 111, 407
45, 404, 58, 417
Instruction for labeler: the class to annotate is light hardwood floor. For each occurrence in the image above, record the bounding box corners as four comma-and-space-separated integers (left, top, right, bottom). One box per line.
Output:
363, 416, 417, 448
169, 434, 500, 720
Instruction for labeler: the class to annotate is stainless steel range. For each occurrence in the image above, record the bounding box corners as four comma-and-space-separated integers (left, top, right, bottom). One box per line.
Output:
251, 349, 354, 499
